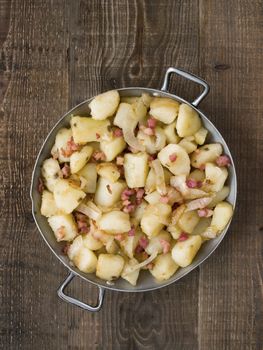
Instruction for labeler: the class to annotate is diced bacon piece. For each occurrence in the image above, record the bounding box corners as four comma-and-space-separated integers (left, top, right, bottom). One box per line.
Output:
128, 226, 135, 236
147, 117, 157, 129
61, 137, 81, 157
136, 188, 145, 200
135, 245, 144, 254
159, 239, 171, 254
60, 147, 72, 158
61, 163, 70, 178
139, 237, 149, 249
38, 177, 44, 193
123, 204, 136, 213
68, 137, 80, 152
186, 179, 198, 188
216, 155, 231, 167
121, 188, 135, 200
75, 212, 87, 221
160, 196, 169, 204
115, 234, 125, 242
169, 153, 177, 162
197, 208, 213, 217
62, 243, 70, 255
116, 156, 124, 165
113, 128, 123, 137
77, 220, 87, 230
77, 220, 89, 233
178, 232, 189, 242
57, 226, 66, 240
96, 133, 100, 140
144, 127, 155, 136
92, 151, 106, 161
146, 262, 154, 270
148, 154, 157, 162
199, 164, 205, 171
136, 198, 143, 205
122, 199, 131, 206
80, 225, 90, 234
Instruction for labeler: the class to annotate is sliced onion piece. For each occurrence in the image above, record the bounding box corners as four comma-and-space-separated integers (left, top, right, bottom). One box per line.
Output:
122, 251, 158, 276
123, 126, 145, 152
171, 204, 186, 225
152, 159, 167, 196
170, 175, 188, 194
170, 175, 208, 199
185, 197, 213, 212
201, 226, 218, 239
77, 201, 102, 221
154, 127, 166, 151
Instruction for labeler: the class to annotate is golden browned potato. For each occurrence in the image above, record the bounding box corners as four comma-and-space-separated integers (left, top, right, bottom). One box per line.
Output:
178, 210, 200, 233
96, 254, 125, 281
96, 162, 120, 182
54, 128, 72, 163
53, 179, 86, 214
194, 127, 208, 145
89, 90, 120, 120
77, 163, 97, 193
150, 97, 180, 124
207, 186, 230, 208
124, 152, 149, 188
97, 211, 131, 234
94, 177, 126, 207
150, 253, 179, 281
48, 214, 78, 242
163, 121, 181, 144
176, 104, 201, 137
191, 143, 222, 169
71, 116, 110, 144
158, 144, 190, 176
204, 163, 228, 192
40, 190, 59, 217
141, 203, 172, 238
211, 201, 233, 231
41, 158, 61, 192
82, 233, 104, 251
100, 136, 126, 161
179, 137, 197, 154
171, 235, 202, 267
70, 145, 93, 173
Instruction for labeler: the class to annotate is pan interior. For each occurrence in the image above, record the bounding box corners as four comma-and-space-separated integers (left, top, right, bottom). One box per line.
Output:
31, 88, 237, 292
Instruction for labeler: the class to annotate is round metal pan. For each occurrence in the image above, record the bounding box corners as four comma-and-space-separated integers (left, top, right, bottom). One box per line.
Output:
30, 67, 237, 311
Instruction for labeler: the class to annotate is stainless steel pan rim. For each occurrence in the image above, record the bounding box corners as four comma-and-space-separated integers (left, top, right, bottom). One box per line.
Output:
30, 67, 237, 311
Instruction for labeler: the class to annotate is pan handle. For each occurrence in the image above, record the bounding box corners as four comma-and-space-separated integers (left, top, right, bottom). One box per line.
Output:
57, 272, 105, 312
161, 67, 210, 106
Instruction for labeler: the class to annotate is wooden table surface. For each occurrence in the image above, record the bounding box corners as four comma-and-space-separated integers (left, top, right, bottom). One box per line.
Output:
0, 1, 262, 349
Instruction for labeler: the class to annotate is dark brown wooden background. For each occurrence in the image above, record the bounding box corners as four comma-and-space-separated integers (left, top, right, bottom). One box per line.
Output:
0, 1, 262, 349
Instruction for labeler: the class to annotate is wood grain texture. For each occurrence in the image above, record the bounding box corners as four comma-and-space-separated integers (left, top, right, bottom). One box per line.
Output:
198, 1, 263, 349
0, 0, 262, 349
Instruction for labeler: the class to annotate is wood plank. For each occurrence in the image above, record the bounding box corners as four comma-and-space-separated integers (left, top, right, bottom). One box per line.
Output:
0, 0, 70, 349
198, 1, 263, 349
